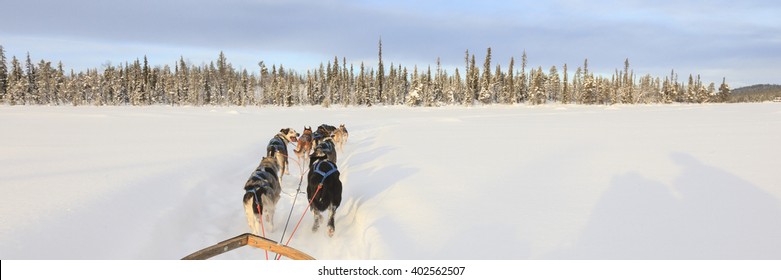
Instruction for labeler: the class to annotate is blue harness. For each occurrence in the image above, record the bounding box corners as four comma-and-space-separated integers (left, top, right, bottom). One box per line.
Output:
316, 140, 334, 154
268, 136, 286, 152
312, 160, 338, 185
246, 170, 275, 208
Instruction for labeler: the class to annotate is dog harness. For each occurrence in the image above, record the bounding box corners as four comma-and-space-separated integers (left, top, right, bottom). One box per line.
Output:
316, 140, 334, 154
312, 160, 338, 185
267, 136, 286, 152
246, 170, 275, 197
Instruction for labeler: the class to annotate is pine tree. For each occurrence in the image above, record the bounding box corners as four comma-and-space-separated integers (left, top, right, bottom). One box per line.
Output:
342, 57, 350, 106
547, 65, 560, 102
464, 49, 471, 105
0, 45, 7, 102
450, 68, 461, 104
719, 77, 730, 102
506, 57, 515, 104
35, 59, 52, 105
529, 67, 546, 105
24, 53, 37, 104
423, 65, 434, 106
621, 58, 634, 104
53, 62, 65, 105
465, 54, 477, 106
561, 64, 570, 104
433, 58, 444, 106
330, 56, 341, 105
65, 69, 78, 106
7, 56, 25, 105
478, 47, 492, 104
399, 65, 408, 105
519, 50, 528, 102
582, 72, 596, 104
356, 62, 366, 106
143, 55, 151, 103
176, 57, 190, 105
686, 74, 695, 103
377, 38, 384, 104
367, 68, 376, 107
407, 65, 421, 106
493, 64, 502, 103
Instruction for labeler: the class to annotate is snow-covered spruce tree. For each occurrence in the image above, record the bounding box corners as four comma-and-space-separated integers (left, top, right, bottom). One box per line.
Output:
518, 50, 528, 103
387, 62, 397, 105
561, 64, 570, 104
100, 65, 114, 105
342, 57, 351, 106
434, 58, 445, 106
329, 56, 341, 105
493, 64, 502, 103
407, 65, 421, 106
53, 62, 65, 105
64, 70, 77, 106
375, 38, 380, 103
478, 47, 492, 104
546, 65, 560, 102
686, 74, 695, 103
619, 58, 634, 104
505, 57, 515, 104
706, 82, 716, 103
33, 60, 52, 105
420, 65, 431, 106
399, 66, 408, 105
572, 67, 582, 103
80, 69, 92, 105
637, 74, 656, 104
528, 67, 546, 105
347, 63, 355, 106
6, 56, 26, 105
23, 53, 38, 104
355, 62, 366, 106
0, 45, 7, 102
719, 78, 730, 102
451, 67, 462, 104
176, 57, 189, 105
581, 73, 597, 104
367, 68, 376, 107
316, 63, 327, 106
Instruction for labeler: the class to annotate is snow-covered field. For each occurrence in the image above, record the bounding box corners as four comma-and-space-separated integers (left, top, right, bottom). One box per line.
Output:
1, 103, 780, 260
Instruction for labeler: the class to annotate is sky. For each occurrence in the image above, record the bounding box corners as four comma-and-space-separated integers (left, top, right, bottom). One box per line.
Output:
1, 0, 779, 87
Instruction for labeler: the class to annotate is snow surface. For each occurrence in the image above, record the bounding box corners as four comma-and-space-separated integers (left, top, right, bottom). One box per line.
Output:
1, 104, 780, 260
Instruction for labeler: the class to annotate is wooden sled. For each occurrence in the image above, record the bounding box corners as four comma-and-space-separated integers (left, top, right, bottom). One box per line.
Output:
182, 233, 315, 260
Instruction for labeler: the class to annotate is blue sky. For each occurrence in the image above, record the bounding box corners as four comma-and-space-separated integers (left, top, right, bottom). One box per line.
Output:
2, 0, 779, 87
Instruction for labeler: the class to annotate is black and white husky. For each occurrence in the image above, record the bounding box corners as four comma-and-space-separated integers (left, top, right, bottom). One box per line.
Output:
312, 130, 337, 164
266, 128, 299, 180
307, 154, 343, 237
243, 157, 282, 235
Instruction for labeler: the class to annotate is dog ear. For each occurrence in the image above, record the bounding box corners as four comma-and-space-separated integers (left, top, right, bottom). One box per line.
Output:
280, 128, 289, 134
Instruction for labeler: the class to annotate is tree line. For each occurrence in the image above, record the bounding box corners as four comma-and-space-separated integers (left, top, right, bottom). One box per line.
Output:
0, 42, 732, 107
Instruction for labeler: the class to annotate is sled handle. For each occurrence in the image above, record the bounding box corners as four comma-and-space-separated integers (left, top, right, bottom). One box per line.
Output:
182, 233, 315, 260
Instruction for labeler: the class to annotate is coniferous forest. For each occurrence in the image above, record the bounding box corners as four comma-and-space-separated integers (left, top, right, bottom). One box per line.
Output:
0, 42, 738, 107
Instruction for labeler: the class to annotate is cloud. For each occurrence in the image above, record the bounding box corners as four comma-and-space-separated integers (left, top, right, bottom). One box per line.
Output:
1, 0, 779, 86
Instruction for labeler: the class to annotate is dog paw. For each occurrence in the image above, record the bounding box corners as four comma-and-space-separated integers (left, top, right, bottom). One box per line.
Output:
327, 227, 335, 237
312, 224, 319, 232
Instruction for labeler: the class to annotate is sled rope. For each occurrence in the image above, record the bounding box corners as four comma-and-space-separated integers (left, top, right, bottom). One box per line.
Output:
276, 183, 323, 260
274, 145, 308, 260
